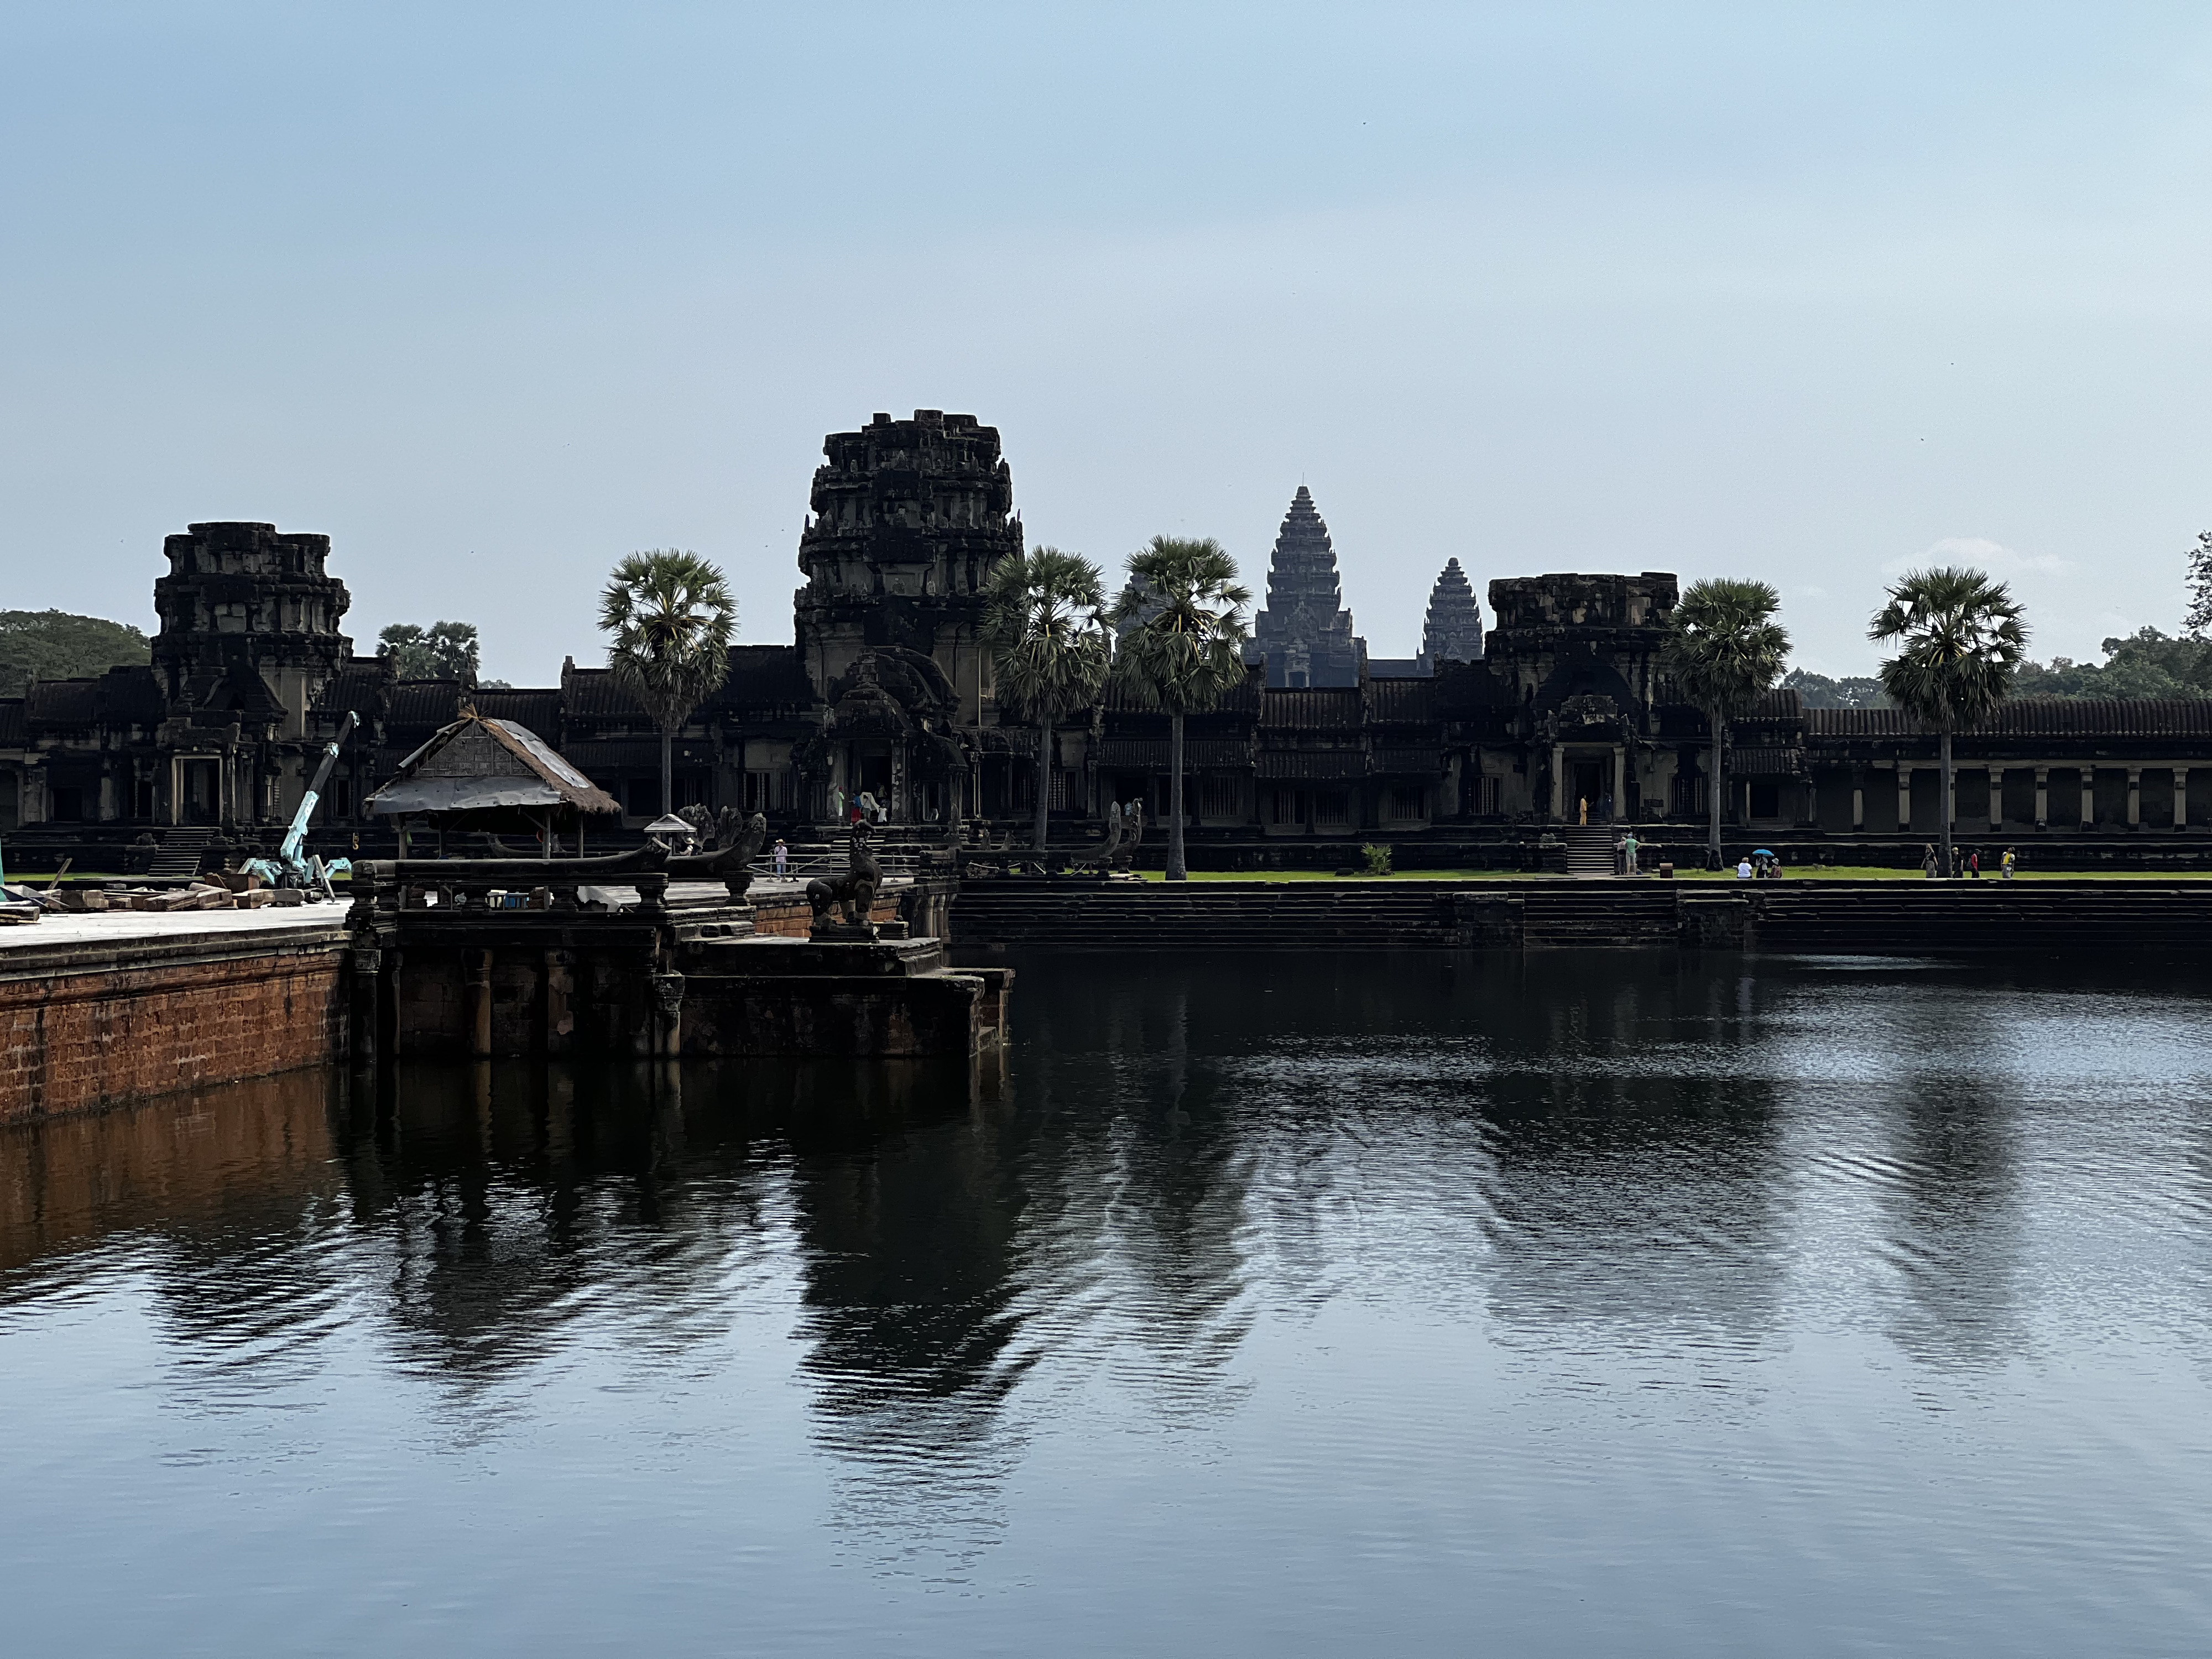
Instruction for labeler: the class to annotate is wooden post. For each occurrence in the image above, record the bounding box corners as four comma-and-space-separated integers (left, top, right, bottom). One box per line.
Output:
544, 948, 575, 1056
349, 947, 381, 1070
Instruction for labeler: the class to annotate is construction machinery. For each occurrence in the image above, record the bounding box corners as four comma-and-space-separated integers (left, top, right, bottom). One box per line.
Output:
242, 711, 358, 901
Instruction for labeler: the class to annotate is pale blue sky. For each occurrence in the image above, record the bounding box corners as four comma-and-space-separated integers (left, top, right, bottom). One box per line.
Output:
3, 3, 2207, 680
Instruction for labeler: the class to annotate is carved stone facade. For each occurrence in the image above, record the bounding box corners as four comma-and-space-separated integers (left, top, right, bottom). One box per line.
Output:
1418, 557, 1484, 669
4, 426, 2210, 854
1248, 486, 1365, 688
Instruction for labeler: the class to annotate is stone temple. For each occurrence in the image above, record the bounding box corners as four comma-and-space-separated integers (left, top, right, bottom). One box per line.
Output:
1247, 486, 1365, 688
2, 408, 2209, 867
1419, 558, 1485, 669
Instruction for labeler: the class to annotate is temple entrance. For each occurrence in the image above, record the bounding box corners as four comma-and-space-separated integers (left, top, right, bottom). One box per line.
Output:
179, 759, 221, 825
848, 745, 893, 815
1571, 759, 1606, 820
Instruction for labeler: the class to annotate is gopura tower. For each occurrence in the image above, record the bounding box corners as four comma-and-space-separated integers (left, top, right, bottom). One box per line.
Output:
151, 521, 353, 826
1249, 485, 1365, 688
791, 409, 1023, 824
1418, 558, 1485, 667
794, 409, 1023, 723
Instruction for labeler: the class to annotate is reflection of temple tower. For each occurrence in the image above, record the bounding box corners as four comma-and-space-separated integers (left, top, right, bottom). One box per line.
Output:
1418, 558, 1485, 668
792, 410, 1024, 822
1248, 486, 1365, 688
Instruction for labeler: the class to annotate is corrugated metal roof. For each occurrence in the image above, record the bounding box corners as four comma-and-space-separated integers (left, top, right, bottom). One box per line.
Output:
366, 713, 619, 816
0, 699, 24, 744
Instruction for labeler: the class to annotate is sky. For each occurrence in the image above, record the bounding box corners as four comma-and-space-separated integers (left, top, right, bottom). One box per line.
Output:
2, 2, 2208, 682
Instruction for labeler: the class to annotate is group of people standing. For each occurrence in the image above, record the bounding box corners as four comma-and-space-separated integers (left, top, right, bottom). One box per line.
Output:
1922, 845, 2016, 880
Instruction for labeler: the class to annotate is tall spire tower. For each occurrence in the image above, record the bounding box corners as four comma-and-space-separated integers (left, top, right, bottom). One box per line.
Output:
1249, 486, 1365, 688
1419, 559, 1485, 668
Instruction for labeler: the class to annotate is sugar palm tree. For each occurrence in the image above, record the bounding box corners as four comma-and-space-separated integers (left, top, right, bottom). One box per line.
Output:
599, 550, 735, 818
1870, 566, 2028, 878
1663, 578, 1790, 868
983, 546, 1111, 862
1110, 536, 1251, 881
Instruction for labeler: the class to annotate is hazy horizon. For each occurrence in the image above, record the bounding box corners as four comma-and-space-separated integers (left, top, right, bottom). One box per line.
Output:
4, 4, 2207, 683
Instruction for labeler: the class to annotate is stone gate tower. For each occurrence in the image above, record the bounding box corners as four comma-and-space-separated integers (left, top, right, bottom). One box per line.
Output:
791, 410, 1024, 823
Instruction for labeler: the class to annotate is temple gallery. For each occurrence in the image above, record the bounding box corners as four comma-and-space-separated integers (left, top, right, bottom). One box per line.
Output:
4, 408, 2207, 865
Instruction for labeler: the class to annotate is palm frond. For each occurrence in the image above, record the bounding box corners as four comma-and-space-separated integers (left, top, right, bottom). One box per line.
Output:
1869, 566, 2028, 733
601, 548, 736, 733
1109, 536, 1252, 717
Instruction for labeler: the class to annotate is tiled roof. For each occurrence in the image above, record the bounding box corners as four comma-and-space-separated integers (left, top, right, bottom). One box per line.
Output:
561, 667, 646, 720
711, 645, 817, 708
1259, 687, 1363, 729
1804, 697, 2212, 739
383, 680, 468, 729
312, 658, 392, 715
1094, 737, 1250, 770
26, 680, 102, 728
1729, 747, 1806, 776
1364, 677, 1437, 722
472, 688, 562, 732
1371, 745, 1444, 775
0, 699, 23, 744
1256, 751, 1366, 781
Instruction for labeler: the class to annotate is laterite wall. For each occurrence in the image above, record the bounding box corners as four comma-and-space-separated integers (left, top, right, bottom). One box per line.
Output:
0, 933, 348, 1123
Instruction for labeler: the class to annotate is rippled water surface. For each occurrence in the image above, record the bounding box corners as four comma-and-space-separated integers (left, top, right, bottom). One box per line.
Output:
3, 951, 2207, 1656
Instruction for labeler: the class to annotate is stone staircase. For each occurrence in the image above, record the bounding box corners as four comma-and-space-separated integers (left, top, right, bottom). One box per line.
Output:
147, 827, 215, 880
1750, 883, 2212, 953
1562, 825, 1617, 878
951, 878, 2212, 954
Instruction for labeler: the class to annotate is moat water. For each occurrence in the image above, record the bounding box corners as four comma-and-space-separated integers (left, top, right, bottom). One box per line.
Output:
2, 951, 2205, 1656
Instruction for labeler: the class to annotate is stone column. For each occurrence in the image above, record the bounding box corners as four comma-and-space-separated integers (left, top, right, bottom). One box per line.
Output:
1987, 766, 2003, 829
2034, 765, 2049, 829
2177, 768, 2190, 831
544, 949, 576, 1056
349, 947, 382, 1070
2080, 771, 2095, 828
651, 972, 686, 1059
2127, 767, 2142, 827
465, 948, 494, 1058
1851, 766, 1865, 831
1896, 765, 1912, 834
1548, 743, 1564, 821
1611, 747, 1626, 820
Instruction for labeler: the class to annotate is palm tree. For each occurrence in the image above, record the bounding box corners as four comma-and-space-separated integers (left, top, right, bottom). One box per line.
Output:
983, 546, 1111, 864
599, 550, 736, 819
1870, 566, 2028, 878
1110, 536, 1251, 881
1662, 578, 1790, 868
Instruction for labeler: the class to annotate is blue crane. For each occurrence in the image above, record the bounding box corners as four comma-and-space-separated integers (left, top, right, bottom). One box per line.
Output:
242, 710, 358, 901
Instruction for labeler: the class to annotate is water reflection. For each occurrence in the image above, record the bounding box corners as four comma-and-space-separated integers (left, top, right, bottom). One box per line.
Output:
0, 950, 2205, 1653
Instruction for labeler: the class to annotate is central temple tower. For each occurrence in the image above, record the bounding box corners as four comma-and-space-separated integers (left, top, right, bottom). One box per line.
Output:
1248, 486, 1365, 688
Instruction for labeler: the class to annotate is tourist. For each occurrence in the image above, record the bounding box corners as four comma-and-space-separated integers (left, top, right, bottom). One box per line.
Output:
1624, 830, 1639, 875
1600, 791, 1613, 821
1736, 856, 1754, 880
772, 838, 788, 878
829, 785, 845, 823
2002, 847, 2016, 880
1922, 844, 1938, 879
1579, 796, 1590, 826
1613, 834, 1626, 876
1968, 849, 1980, 879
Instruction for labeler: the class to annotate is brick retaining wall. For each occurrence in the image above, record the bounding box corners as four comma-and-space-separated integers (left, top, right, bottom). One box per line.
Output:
0, 925, 349, 1124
